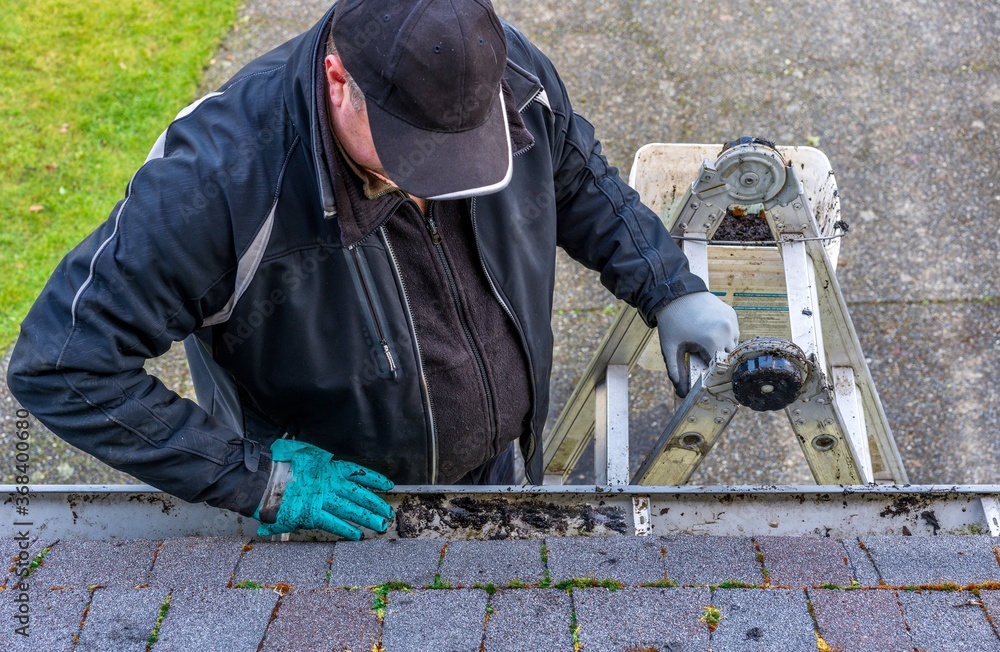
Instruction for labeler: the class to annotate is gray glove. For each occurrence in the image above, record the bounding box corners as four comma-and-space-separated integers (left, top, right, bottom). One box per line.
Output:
656, 291, 740, 398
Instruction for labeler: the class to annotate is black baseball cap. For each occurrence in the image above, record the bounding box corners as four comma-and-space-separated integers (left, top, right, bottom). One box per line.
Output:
330, 0, 512, 200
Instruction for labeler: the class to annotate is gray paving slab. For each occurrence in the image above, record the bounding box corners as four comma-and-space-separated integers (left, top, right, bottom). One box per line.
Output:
626, 363, 814, 487
860, 535, 1000, 586
197, 4, 328, 96
259, 588, 381, 652
0, 588, 89, 652
328, 538, 444, 588
841, 537, 881, 587
756, 536, 853, 587
148, 536, 248, 589
660, 535, 763, 586
829, 71, 998, 305
573, 586, 711, 652
439, 540, 544, 587
680, 394, 814, 486
75, 587, 169, 652
897, 589, 1000, 652
710, 588, 815, 652
853, 302, 1000, 485
381, 588, 489, 652
233, 541, 334, 589
545, 535, 665, 586
483, 589, 573, 652
809, 588, 913, 652
29, 539, 159, 589
656, 71, 999, 305
154, 587, 279, 652
675, 0, 992, 74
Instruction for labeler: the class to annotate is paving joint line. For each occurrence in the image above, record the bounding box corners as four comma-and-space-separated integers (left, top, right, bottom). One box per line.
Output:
428, 541, 450, 589
145, 589, 173, 652
567, 586, 581, 652
837, 538, 864, 585
24, 539, 57, 582
707, 585, 719, 649
976, 591, 1000, 644
324, 545, 335, 588
477, 592, 495, 652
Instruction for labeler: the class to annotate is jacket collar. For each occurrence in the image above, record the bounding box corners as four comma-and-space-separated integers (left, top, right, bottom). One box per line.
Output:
281, 8, 545, 233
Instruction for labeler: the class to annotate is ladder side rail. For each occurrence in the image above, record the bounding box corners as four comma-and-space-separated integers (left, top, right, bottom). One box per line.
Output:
768, 168, 899, 484
633, 364, 739, 485
634, 176, 735, 485
545, 169, 714, 483
542, 307, 653, 481
807, 237, 909, 483
833, 366, 874, 482
594, 364, 631, 485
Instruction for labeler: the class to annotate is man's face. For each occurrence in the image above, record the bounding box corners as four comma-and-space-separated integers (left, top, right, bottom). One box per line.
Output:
324, 54, 386, 178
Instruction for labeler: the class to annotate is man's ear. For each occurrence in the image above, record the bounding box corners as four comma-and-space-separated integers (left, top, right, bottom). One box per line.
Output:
325, 54, 349, 108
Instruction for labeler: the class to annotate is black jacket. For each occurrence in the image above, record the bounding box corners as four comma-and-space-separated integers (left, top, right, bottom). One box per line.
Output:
7, 8, 707, 517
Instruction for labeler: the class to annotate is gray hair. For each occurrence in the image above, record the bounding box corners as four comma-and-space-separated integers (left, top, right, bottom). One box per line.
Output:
326, 33, 366, 112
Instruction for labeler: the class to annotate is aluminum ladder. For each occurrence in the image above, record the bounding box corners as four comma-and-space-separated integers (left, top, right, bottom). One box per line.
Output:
544, 138, 908, 487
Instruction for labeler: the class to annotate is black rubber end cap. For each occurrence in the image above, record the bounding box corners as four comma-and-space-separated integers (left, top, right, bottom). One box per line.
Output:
731, 354, 804, 411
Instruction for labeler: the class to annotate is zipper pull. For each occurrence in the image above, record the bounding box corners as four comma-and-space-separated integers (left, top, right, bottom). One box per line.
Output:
382, 340, 398, 378
425, 206, 442, 245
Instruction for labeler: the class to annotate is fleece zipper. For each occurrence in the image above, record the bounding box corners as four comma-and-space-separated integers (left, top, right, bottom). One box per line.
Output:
422, 203, 499, 459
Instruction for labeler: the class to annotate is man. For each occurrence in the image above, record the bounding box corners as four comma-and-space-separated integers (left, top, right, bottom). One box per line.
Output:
7, 0, 738, 539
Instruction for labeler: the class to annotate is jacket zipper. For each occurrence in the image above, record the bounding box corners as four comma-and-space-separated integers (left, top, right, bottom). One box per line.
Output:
346, 244, 398, 380
381, 226, 438, 483
512, 93, 540, 158
423, 204, 499, 459
469, 198, 539, 467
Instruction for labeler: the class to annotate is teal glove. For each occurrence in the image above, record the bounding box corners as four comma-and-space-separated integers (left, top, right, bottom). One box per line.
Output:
657, 291, 740, 398
255, 439, 394, 539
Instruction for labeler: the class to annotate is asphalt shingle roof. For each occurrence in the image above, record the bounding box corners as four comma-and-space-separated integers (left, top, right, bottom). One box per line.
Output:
4, 533, 1000, 650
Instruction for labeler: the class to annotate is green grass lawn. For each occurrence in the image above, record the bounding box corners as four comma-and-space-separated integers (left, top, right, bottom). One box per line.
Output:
0, 0, 239, 348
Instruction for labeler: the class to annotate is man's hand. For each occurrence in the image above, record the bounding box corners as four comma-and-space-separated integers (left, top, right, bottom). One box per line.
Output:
656, 291, 740, 398
255, 439, 394, 539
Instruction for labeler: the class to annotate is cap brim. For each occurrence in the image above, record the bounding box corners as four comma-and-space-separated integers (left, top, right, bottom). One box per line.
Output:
367, 87, 512, 201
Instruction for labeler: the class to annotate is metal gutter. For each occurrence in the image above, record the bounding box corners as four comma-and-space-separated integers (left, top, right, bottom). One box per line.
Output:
4, 485, 999, 541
